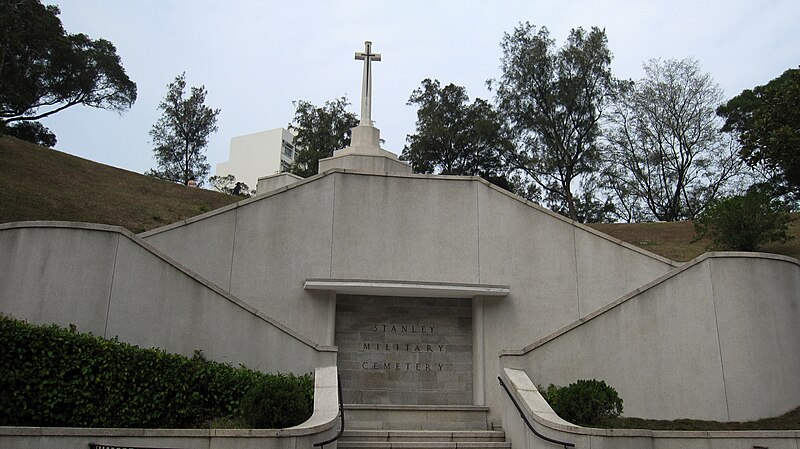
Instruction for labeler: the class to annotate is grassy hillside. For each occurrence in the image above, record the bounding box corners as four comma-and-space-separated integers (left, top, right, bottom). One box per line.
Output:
0, 136, 239, 233
588, 214, 800, 262
1, 136, 797, 261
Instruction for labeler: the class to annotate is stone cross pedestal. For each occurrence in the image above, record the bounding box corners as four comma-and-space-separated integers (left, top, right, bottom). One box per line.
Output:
318, 41, 411, 174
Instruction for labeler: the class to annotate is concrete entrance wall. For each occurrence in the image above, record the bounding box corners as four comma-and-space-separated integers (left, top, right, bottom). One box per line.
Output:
141, 170, 677, 421
335, 295, 473, 405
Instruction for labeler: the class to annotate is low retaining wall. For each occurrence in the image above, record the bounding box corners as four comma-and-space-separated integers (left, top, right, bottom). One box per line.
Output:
500, 368, 800, 449
0, 366, 340, 449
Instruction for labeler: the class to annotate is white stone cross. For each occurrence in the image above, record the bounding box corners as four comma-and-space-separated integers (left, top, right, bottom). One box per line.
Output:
355, 41, 381, 126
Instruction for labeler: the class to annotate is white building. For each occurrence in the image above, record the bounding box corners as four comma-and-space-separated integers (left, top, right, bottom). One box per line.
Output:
215, 127, 296, 190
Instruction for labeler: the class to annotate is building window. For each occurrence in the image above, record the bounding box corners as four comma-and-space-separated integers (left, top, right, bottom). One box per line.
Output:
280, 160, 291, 173
282, 141, 294, 159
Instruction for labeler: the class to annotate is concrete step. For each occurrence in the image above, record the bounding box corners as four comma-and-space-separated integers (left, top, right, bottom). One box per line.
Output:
340, 430, 507, 443
336, 443, 511, 449
344, 404, 491, 431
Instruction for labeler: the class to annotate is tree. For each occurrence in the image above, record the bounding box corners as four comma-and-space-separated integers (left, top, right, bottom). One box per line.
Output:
147, 73, 219, 186
0, 0, 136, 128
208, 174, 251, 196
491, 23, 614, 221
694, 189, 793, 251
717, 68, 800, 195
602, 58, 743, 222
401, 79, 514, 189
551, 187, 616, 223
2, 121, 56, 147
288, 97, 358, 178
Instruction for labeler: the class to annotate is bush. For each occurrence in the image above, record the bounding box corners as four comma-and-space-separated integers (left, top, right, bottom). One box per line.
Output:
694, 190, 793, 251
241, 373, 314, 428
0, 315, 313, 428
540, 379, 623, 425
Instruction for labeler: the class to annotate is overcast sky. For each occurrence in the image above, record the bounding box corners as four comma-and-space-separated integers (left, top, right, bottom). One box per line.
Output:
40, 0, 799, 178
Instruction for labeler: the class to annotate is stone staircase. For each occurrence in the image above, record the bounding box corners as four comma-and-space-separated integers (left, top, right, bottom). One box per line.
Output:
337, 405, 510, 449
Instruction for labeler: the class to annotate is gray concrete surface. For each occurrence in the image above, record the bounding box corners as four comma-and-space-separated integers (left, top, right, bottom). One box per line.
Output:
144, 171, 675, 350
501, 253, 800, 421
229, 174, 336, 345
330, 174, 480, 283
256, 172, 304, 195
0, 225, 119, 336
474, 182, 677, 421
140, 204, 238, 289
141, 171, 679, 423
143, 175, 338, 346
318, 153, 412, 174
0, 222, 335, 376
710, 255, 800, 421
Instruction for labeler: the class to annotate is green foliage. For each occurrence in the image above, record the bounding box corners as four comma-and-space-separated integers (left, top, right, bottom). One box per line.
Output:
401, 79, 514, 190
540, 380, 623, 426
147, 73, 220, 186
553, 188, 616, 224
538, 383, 562, 405
492, 22, 613, 221
208, 174, 250, 197
0, 315, 312, 429
0, 0, 137, 127
289, 97, 359, 178
208, 415, 250, 429
241, 373, 314, 428
718, 67, 800, 194
2, 121, 56, 147
694, 189, 793, 251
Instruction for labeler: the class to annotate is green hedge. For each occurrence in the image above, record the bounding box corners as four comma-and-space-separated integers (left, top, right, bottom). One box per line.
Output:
0, 315, 313, 428
540, 379, 623, 426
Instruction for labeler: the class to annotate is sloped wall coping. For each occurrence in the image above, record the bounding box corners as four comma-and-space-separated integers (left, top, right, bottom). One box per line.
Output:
501, 368, 800, 445
500, 251, 800, 357
0, 221, 336, 353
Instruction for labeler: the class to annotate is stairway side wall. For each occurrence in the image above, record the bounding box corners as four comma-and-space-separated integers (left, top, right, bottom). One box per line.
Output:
0, 224, 333, 375
502, 255, 800, 421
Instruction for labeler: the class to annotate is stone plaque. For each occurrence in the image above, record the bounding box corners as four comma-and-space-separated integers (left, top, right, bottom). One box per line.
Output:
335, 295, 472, 405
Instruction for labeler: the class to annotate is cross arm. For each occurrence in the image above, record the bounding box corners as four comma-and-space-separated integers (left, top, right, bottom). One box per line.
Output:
355, 52, 381, 61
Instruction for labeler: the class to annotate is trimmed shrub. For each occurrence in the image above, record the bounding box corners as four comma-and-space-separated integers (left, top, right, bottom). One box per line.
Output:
0, 315, 313, 428
541, 379, 623, 426
241, 373, 314, 428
